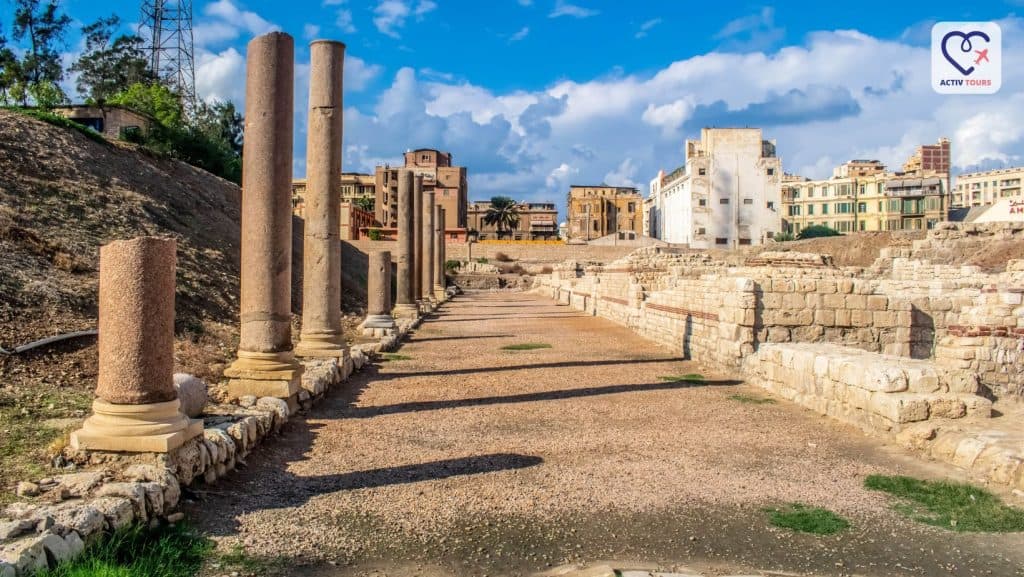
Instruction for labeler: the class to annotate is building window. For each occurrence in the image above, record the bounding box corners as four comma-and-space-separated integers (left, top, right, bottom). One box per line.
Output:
743, 198, 753, 205
698, 168, 707, 176
766, 168, 775, 176
698, 198, 707, 207
697, 227, 706, 235
822, 204, 829, 215
767, 201, 775, 209
808, 205, 815, 215
739, 238, 752, 245
857, 202, 867, 212
719, 198, 729, 204
628, 202, 635, 212
766, 231, 775, 238
859, 220, 866, 231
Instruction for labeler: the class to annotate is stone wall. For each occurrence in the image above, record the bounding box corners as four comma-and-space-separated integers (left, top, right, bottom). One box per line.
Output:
345, 239, 638, 265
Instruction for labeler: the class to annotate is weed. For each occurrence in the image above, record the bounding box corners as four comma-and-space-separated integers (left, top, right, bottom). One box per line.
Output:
501, 343, 552, 351
765, 503, 850, 534
37, 523, 212, 577
658, 373, 705, 383
865, 474, 1024, 532
381, 353, 413, 362
728, 393, 776, 404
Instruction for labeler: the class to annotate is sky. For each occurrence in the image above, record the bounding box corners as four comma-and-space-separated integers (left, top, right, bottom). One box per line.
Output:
11, 0, 1024, 218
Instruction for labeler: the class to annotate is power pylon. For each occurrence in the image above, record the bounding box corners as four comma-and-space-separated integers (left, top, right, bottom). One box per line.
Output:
139, 0, 197, 112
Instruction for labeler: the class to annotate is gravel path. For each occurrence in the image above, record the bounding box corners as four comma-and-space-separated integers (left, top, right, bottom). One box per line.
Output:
191, 292, 1024, 577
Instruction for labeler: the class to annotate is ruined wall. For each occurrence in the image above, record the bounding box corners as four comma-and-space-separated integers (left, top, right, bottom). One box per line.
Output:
344, 240, 638, 264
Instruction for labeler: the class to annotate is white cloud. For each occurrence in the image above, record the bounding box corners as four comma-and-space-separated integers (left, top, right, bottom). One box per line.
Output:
303, 23, 321, 40
195, 0, 278, 47
546, 163, 578, 189
635, 18, 662, 39
346, 55, 383, 92
549, 1, 599, 19
641, 98, 694, 137
603, 158, 641, 188
335, 9, 357, 33
195, 47, 246, 104
714, 6, 784, 52
509, 26, 530, 43
374, 0, 436, 37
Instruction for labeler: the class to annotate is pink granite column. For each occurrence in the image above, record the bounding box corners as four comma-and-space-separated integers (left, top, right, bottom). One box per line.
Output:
393, 169, 418, 317
434, 206, 447, 300
412, 174, 424, 306
363, 250, 396, 335
296, 39, 348, 362
224, 32, 303, 404
421, 189, 435, 304
71, 237, 202, 453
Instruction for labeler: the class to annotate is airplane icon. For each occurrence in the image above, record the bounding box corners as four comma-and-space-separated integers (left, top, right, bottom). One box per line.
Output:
974, 49, 989, 65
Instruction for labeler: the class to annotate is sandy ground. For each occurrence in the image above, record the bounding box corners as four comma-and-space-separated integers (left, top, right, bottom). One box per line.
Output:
190, 292, 1024, 577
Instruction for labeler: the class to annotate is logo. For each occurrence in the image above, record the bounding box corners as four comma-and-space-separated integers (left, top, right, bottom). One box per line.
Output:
932, 22, 1001, 94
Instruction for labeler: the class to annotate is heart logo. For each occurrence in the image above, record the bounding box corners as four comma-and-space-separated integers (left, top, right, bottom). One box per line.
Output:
941, 30, 990, 76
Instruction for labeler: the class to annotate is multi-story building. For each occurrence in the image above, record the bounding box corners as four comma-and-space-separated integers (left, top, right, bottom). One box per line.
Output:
903, 137, 950, 174
375, 149, 468, 231
466, 200, 559, 240
952, 167, 1024, 207
781, 158, 947, 234
339, 201, 377, 240
566, 185, 643, 241
646, 128, 783, 248
291, 172, 376, 216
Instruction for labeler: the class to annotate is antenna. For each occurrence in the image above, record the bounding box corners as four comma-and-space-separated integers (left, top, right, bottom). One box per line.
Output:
139, 0, 197, 113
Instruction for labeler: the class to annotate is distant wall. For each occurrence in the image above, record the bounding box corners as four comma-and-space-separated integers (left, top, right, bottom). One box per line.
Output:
343, 240, 637, 264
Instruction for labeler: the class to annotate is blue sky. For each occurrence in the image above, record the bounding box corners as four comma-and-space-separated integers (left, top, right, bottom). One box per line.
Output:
13, 1, 1024, 217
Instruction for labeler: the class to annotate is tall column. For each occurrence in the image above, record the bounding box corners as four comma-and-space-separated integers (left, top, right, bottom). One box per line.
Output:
224, 32, 303, 404
393, 169, 418, 317
421, 189, 435, 304
296, 39, 348, 362
71, 237, 202, 453
412, 174, 424, 305
362, 250, 396, 336
434, 206, 447, 300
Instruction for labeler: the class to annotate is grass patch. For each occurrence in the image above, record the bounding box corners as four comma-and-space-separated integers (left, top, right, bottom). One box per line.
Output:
380, 353, 413, 362
658, 373, 704, 383
865, 474, 1024, 532
212, 544, 289, 575
37, 523, 212, 577
500, 343, 552, 351
765, 503, 850, 535
728, 393, 776, 404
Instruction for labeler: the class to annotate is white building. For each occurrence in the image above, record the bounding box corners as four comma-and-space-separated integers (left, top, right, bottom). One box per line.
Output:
953, 167, 1024, 207
647, 128, 783, 248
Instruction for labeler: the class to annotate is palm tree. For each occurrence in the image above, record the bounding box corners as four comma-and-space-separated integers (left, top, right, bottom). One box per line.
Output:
483, 196, 521, 239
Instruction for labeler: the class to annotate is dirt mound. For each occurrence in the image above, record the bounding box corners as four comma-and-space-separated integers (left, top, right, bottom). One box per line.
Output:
0, 110, 364, 501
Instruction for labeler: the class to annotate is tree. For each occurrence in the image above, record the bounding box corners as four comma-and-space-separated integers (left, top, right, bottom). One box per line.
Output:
483, 196, 520, 239
11, 0, 71, 107
193, 99, 243, 155
0, 20, 20, 105
108, 82, 184, 128
71, 15, 152, 104
354, 196, 374, 213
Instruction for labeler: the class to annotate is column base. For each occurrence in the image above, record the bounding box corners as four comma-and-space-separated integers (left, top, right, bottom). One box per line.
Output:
224, 350, 303, 404
294, 331, 350, 361
363, 314, 397, 329
433, 286, 447, 301
392, 303, 419, 319
71, 399, 203, 453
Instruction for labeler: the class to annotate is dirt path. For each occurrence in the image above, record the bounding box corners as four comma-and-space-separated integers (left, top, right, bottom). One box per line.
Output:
190, 292, 1024, 577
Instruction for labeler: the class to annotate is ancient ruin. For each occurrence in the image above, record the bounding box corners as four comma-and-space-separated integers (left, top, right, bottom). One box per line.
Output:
295, 39, 348, 363
223, 32, 304, 404
422, 189, 436, 307
362, 250, 397, 336
393, 169, 419, 318
71, 237, 202, 453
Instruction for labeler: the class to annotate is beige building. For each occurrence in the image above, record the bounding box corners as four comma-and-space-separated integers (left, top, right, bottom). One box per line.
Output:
566, 185, 643, 241
292, 172, 375, 216
467, 200, 558, 240
953, 167, 1024, 207
782, 158, 947, 234
375, 149, 468, 231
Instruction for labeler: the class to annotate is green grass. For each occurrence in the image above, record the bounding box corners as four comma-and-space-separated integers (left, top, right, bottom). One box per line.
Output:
728, 393, 776, 404
658, 373, 704, 383
500, 343, 552, 351
37, 523, 212, 577
865, 474, 1024, 532
765, 503, 850, 535
212, 544, 289, 574
380, 353, 413, 362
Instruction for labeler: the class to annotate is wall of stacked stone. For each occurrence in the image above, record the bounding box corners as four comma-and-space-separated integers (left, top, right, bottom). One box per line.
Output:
743, 343, 990, 433
907, 222, 1024, 268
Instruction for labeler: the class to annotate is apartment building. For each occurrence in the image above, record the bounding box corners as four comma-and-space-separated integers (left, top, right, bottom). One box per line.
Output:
953, 167, 1024, 207
566, 185, 643, 241
467, 200, 559, 240
375, 149, 468, 230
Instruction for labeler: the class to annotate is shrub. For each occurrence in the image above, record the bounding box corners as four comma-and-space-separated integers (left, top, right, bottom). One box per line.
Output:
499, 263, 525, 275
367, 228, 382, 241
444, 259, 461, 272
773, 231, 795, 242
10, 108, 108, 146
476, 257, 489, 264
494, 251, 513, 262
797, 225, 842, 240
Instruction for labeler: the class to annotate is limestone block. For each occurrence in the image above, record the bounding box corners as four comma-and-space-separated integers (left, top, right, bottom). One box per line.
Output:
52, 471, 106, 498
49, 505, 104, 537
867, 295, 889, 311
94, 483, 148, 523
869, 393, 929, 423
0, 534, 50, 574
952, 437, 989, 469
173, 373, 209, 418
927, 397, 967, 419
89, 497, 134, 531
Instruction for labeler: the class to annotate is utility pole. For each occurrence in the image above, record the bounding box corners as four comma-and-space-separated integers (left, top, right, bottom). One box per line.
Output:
139, 0, 197, 113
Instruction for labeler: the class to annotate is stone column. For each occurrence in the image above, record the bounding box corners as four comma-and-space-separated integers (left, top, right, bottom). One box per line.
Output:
362, 250, 396, 336
71, 237, 202, 453
421, 189, 435, 305
412, 174, 424, 307
393, 169, 418, 317
224, 32, 303, 404
434, 206, 447, 301
296, 39, 348, 363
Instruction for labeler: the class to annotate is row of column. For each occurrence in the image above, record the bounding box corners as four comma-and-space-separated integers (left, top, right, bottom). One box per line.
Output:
71, 31, 449, 454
